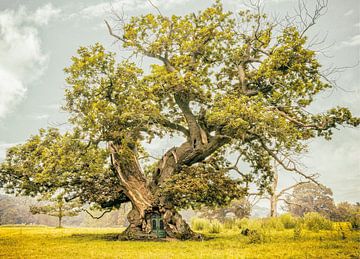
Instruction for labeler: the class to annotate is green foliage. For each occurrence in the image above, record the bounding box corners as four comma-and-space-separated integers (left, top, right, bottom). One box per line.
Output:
160, 165, 244, 209
191, 218, 210, 231
0, 0, 359, 214
279, 213, 298, 229
191, 218, 223, 233
247, 229, 269, 244
0, 128, 126, 209
293, 222, 303, 240
286, 183, 336, 218
303, 212, 333, 231
208, 219, 223, 233
198, 198, 251, 222
331, 202, 360, 230
236, 218, 262, 231
261, 217, 285, 231
223, 219, 236, 229
29, 193, 81, 227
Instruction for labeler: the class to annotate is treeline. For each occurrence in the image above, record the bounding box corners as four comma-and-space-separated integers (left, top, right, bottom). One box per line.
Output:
197, 183, 360, 230
0, 194, 130, 227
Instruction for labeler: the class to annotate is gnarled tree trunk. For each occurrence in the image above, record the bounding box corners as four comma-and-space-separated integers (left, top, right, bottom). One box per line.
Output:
108, 141, 195, 239
107, 93, 229, 240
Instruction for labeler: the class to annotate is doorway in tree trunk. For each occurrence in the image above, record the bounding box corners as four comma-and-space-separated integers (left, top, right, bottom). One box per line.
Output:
121, 205, 196, 240
151, 213, 166, 238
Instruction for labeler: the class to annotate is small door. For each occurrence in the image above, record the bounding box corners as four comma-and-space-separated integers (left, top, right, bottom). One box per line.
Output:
151, 214, 166, 238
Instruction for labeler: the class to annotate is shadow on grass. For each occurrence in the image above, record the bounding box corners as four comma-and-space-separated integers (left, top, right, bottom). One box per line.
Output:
59, 232, 216, 242
56, 233, 120, 242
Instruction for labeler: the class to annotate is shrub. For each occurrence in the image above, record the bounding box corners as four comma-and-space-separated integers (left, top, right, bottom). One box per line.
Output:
261, 217, 284, 231
191, 218, 210, 231
293, 223, 303, 240
350, 214, 360, 230
279, 213, 298, 229
303, 212, 333, 231
247, 229, 269, 244
223, 219, 236, 230
236, 218, 262, 230
208, 219, 223, 233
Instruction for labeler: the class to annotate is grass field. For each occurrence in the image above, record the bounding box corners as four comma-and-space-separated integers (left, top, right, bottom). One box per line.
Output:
0, 224, 359, 258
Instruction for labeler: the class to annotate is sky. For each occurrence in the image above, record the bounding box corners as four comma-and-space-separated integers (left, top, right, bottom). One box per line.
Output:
0, 0, 359, 205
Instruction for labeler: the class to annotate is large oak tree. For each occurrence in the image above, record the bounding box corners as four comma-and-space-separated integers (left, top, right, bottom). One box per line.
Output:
0, 1, 359, 239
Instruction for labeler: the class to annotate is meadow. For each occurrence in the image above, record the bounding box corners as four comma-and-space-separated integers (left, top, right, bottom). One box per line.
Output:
0, 216, 359, 258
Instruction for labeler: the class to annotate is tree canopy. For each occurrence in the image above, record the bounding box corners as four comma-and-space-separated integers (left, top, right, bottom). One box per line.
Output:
0, 0, 358, 238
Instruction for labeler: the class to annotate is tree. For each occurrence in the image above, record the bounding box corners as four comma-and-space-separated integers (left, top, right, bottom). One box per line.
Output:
266, 161, 315, 217
30, 193, 81, 228
331, 202, 360, 229
284, 183, 336, 218
198, 198, 251, 222
0, 195, 35, 225
0, 1, 359, 239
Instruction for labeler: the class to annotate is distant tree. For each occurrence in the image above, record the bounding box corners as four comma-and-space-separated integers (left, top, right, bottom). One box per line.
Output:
1, 0, 359, 239
331, 202, 360, 229
265, 161, 316, 217
0, 195, 34, 225
198, 198, 251, 222
30, 194, 81, 228
285, 183, 335, 218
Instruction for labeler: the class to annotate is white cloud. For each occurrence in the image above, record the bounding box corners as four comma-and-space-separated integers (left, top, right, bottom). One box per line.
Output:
0, 4, 60, 118
342, 34, 360, 47
33, 114, 50, 120
79, 0, 147, 18
78, 0, 191, 18
31, 4, 61, 26
344, 9, 354, 16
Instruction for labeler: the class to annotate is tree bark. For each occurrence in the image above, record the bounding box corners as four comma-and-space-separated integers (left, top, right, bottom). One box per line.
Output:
107, 92, 229, 240
109, 142, 195, 239
58, 216, 62, 228
270, 170, 279, 217
270, 195, 278, 217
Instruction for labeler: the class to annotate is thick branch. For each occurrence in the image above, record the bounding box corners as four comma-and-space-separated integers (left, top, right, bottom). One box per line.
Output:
174, 93, 208, 146
84, 208, 112, 219
157, 118, 190, 137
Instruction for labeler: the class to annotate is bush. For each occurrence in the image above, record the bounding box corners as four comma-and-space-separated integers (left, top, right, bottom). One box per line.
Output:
208, 219, 223, 233
279, 213, 298, 229
304, 212, 333, 231
191, 218, 210, 231
223, 219, 236, 230
261, 217, 284, 231
236, 218, 262, 230
350, 214, 360, 230
293, 223, 303, 240
246, 229, 269, 244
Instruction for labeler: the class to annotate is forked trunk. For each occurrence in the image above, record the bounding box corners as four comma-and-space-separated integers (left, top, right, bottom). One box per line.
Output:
109, 142, 195, 240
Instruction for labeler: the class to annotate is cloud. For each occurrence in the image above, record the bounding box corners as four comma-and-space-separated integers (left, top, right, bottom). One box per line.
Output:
31, 3, 61, 25
79, 0, 147, 18
27, 114, 50, 120
0, 4, 60, 118
342, 34, 360, 47
78, 0, 191, 18
344, 9, 354, 16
